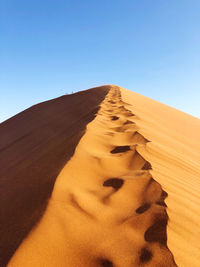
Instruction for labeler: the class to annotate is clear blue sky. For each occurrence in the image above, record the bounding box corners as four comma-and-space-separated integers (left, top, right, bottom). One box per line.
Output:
1, 0, 200, 122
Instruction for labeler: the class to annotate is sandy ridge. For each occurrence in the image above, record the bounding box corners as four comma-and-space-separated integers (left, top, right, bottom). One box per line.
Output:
0, 86, 110, 267
8, 86, 177, 266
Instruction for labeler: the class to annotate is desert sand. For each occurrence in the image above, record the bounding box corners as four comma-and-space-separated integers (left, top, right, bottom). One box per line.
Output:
1, 85, 199, 266
0, 86, 109, 266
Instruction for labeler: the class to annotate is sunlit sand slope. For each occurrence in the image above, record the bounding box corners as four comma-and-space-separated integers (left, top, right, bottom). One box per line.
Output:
8, 86, 198, 267
0, 86, 109, 267
120, 87, 200, 267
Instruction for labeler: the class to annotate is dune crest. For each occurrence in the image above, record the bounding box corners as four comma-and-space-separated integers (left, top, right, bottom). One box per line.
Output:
0, 86, 109, 266
8, 86, 178, 266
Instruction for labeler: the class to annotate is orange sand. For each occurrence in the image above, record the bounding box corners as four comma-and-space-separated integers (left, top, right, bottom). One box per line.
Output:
0, 86, 109, 266
6, 86, 200, 266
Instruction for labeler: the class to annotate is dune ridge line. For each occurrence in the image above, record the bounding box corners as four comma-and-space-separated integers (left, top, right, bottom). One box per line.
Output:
0, 86, 110, 267
8, 86, 177, 267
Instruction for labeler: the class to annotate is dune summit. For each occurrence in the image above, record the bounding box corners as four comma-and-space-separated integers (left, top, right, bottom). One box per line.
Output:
0, 86, 199, 267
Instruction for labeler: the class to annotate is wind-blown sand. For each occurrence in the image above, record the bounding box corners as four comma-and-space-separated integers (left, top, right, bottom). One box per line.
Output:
1, 85, 199, 266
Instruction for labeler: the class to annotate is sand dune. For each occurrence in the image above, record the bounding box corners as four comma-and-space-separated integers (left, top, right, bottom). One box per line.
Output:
0, 86, 109, 266
1, 85, 199, 266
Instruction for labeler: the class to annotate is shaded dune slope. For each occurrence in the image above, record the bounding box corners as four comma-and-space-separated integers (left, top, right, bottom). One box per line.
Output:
0, 86, 110, 266
8, 87, 177, 266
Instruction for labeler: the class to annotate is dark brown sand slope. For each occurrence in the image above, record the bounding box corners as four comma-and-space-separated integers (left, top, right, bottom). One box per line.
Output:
0, 86, 109, 266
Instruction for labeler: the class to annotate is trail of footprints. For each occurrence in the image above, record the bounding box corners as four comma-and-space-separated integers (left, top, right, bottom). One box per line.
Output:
59, 88, 177, 266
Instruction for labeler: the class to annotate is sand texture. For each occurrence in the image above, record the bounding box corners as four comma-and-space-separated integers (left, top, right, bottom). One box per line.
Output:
0, 86, 109, 266
1, 85, 200, 266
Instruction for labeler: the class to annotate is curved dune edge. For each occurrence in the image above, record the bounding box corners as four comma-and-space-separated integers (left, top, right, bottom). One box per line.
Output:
8, 85, 180, 267
8, 86, 200, 267
0, 86, 110, 267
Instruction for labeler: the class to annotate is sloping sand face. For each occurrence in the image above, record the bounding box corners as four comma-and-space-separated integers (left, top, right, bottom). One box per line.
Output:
7, 86, 183, 267
0, 86, 110, 267
120, 88, 200, 267
3, 85, 200, 267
